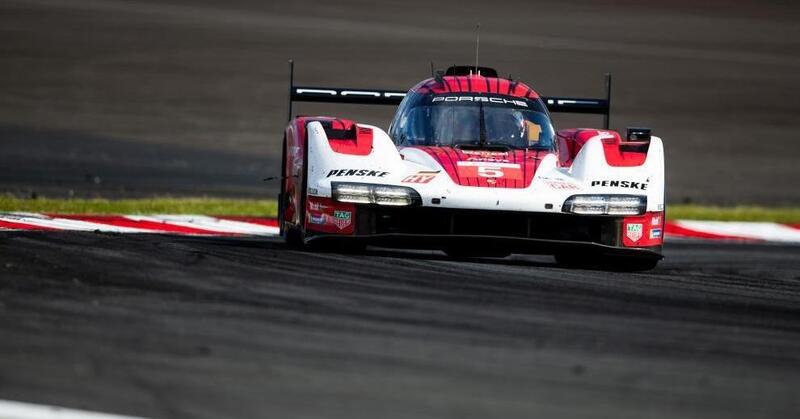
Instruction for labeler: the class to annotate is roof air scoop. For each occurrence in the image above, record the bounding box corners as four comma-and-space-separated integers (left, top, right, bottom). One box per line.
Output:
444, 65, 498, 78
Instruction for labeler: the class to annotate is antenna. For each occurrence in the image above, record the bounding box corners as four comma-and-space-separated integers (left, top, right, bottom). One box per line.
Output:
474, 23, 480, 75
430, 61, 435, 77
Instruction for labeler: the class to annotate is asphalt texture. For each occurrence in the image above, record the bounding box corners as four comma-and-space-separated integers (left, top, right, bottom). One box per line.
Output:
1, 232, 799, 418
2, 1, 800, 418
2, 0, 800, 203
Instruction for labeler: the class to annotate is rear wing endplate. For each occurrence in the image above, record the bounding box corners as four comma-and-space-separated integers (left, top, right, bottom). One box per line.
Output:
287, 60, 613, 129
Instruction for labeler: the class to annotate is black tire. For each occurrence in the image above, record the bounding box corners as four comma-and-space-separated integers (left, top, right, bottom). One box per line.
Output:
554, 252, 600, 268
306, 239, 366, 254
444, 247, 511, 258
278, 135, 286, 237
601, 257, 660, 272
281, 135, 306, 247
555, 252, 659, 271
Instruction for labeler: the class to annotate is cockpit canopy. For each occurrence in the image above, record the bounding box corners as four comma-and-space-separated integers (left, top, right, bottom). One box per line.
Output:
389, 90, 555, 150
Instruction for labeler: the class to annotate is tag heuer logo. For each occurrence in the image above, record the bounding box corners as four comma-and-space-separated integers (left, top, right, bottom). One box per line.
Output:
626, 223, 643, 242
332, 210, 352, 230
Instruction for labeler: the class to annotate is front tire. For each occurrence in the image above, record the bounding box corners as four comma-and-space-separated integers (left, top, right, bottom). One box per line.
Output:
601, 257, 660, 272
280, 135, 306, 247
554, 252, 659, 271
554, 252, 600, 268
444, 247, 511, 258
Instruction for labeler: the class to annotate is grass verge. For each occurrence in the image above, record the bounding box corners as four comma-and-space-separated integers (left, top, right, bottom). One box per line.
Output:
1, 197, 798, 223
0, 196, 278, 217
667, 205, 800, 223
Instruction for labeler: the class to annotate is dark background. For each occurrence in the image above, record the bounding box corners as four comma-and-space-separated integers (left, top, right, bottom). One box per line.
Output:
2, 0, 799, 204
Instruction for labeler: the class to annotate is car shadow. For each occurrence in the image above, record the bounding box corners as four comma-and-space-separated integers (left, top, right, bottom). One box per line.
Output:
176, 234, 564, 269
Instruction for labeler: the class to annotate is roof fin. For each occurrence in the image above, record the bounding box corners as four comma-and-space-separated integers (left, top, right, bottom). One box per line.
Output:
474, 23, 480, 76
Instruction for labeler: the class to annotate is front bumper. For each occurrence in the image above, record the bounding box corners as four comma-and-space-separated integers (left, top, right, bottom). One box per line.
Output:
306, 205, 663, 258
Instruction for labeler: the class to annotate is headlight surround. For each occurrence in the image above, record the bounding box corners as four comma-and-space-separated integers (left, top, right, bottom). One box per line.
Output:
562, 194, 647, 216
332, 182, 421, 206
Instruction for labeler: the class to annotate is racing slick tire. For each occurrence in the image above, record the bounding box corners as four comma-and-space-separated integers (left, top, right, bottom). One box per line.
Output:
601, 257, 660, 272
307, 239, 367, 254
280, 135, 304, 247
554, 252, 659, 271
553, 252, 601, 269
444, 247, 512, 258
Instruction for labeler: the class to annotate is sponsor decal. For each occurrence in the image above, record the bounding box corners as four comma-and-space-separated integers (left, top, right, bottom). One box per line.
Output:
544, 180, 581, 190
591, 180, 648, 190
402, 171, 437, 184
462, 150, 510, 163
457, 161, 522, 180
466, 157, 511, 163
626, 223, 643, 242
432, 96, 529, 107
332, 210, 352, 230
462, 150, 508, 157
650, 228, 662, 239
309, 201, 331, 211
327, 169, 389, 178
651, 215, 661, 226
309, 214, 326, 225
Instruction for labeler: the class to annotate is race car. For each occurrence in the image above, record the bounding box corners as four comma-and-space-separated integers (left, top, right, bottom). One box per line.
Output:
279, 63, 665, 270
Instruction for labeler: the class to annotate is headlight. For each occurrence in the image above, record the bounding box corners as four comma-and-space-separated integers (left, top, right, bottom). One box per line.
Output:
332, 182, 421, 206
562, 195, 646, 215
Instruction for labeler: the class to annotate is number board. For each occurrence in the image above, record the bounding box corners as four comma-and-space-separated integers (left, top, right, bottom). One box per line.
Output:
456, 162, 523, 180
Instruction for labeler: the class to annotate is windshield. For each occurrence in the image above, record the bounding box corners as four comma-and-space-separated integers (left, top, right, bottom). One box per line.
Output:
390, 93, 555, 149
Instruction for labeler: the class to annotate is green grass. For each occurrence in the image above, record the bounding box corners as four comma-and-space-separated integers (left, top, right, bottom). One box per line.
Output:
667, 205, 800, 223
1, 196, 798, 223
0, 196, 278, 217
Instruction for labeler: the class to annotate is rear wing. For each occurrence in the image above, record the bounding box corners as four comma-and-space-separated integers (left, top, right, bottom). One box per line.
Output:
287, 61, 613, 129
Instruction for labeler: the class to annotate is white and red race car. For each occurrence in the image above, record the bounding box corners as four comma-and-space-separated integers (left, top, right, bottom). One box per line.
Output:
279, 65, 665, 270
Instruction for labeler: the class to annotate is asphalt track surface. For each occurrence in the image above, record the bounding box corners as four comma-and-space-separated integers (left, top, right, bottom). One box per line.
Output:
2, 0, 800, 203
2, 1, 800, 418
0, 232, 799, 418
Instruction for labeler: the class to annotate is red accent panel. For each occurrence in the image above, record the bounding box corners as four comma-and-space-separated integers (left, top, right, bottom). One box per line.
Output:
557, 129, 648, 167
305, 196, 355, 234
413, 76, 539, 99
622, 212, 665, 247
415, 146, 545, 188
53, 215, 231, 235
602, 135, 648, 167
327, 125, 373, 156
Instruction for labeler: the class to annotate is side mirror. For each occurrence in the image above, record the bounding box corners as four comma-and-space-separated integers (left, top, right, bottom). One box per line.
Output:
626, 127, 652, 141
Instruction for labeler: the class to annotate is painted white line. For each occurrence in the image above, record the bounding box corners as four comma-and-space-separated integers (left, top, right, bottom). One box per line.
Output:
674, 220, 800, 243
0, 213, 152, 233
126, 215, 279, 235
0, 399, 147, 419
